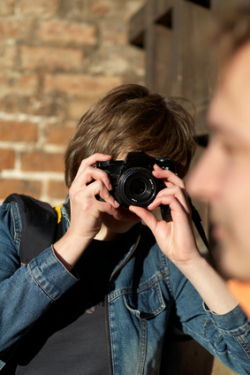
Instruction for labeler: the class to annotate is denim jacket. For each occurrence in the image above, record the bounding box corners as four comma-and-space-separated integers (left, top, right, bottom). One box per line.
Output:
0, 197, 250, 374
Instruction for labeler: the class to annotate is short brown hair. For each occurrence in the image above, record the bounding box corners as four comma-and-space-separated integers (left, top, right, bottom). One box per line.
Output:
213, 6, 250, 65
65, 84, 196, 187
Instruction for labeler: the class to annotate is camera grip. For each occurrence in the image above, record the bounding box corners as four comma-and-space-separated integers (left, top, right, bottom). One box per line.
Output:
160, 204, 172, 222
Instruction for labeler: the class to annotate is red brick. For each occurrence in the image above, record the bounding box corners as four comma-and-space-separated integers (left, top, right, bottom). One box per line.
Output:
0, 74, 37, 97
87, 1, 143, 19
0, 0, 15, 15
0, 96, 19, 114
68, 97, 97, 120
0, 179, 41, 199
0, 149, 15, 169
0, 45, 16, 70
0, 95, 67, 117
0, 21, 26, 41
0, 121, 38, 142
45, 122, 75, 146
88, 1, 112, 17
12, 75, 37, 95
44, 74, 122, 96
20, 46, 83, 72
48, 180, 68, 199
101, 25, 127, 44
18, 0, 59, 17
38, 19, 97, 46
21, 151, 64, 172
0, 96, 39, 116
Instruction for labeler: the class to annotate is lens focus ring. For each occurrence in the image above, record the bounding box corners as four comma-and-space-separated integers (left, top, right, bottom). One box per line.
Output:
118, 167, 157, 207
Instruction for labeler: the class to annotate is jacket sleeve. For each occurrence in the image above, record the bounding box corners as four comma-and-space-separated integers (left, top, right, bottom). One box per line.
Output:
167, 258, 250, 375
0, 203, 77, 369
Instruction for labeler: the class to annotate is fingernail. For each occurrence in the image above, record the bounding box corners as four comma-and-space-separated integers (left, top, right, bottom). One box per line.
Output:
114, 200, 120, 207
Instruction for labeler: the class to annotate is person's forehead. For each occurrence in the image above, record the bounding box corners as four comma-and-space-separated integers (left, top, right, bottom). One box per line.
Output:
207, 42, 250, 142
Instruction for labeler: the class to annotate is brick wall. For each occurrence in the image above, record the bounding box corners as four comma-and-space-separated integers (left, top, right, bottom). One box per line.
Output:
0, 0, 145, 205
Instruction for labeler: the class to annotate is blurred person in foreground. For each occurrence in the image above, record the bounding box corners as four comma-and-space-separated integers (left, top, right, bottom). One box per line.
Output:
0, 84, 249, 374
187, 6, 250, 317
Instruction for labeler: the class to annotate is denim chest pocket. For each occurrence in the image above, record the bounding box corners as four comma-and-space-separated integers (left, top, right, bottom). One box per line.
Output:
124, 280, 166, 320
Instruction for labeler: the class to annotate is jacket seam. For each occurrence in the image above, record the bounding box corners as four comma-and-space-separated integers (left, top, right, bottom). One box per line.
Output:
10, 202, 22, 255
163, 257, 174, 297
235, 335, 250, 358
108, 272, 168, 302
214, 322, 250, 337
28, 264, 56, 301
138, 319, 147, 375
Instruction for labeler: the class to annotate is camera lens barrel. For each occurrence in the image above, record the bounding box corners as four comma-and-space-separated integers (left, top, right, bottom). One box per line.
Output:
118, 167, 159, 207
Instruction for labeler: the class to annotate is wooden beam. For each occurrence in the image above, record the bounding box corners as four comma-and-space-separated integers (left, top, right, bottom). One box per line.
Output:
128, 0, 174, 48
184, 0, 211, 9
153, 0, 175, 22
128, 4, 146, 48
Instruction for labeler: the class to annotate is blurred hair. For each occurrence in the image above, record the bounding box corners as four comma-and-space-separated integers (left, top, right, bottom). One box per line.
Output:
213, 5, 250, 65
65, 84, 196, 187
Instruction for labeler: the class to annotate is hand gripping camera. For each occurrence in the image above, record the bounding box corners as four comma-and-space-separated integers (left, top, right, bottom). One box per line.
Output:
96, 151, 176, 221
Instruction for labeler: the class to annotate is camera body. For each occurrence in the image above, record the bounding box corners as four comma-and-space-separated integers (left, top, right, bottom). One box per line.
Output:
96, 152, 175, 217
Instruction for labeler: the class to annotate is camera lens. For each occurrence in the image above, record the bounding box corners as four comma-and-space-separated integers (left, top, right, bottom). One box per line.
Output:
129, 179, 146, 196
118, 167, 158, 207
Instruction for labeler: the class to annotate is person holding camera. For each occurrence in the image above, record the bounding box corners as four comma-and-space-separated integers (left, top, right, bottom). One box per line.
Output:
0, 84, 249, 374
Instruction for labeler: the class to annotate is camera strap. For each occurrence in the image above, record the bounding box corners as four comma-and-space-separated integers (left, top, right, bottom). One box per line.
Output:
188, 199, 209, 250
161, 199, 209, 250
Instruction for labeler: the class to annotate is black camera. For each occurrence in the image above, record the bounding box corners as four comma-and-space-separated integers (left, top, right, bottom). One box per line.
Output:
96, 151, 176, 221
